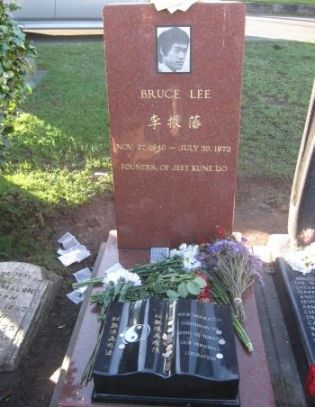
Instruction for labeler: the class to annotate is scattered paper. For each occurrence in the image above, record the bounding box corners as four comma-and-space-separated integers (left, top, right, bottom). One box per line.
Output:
58, 247, 91, 267
57, 247, 78, 256
74, 267, 92, 282
58, 232, 80, 251
151, 0, 199, 13
57, 233, 91, 266
66, 267, 92, 303
76, 285, 88, 294
59, 235, 93, 302
67, 290, 84, 304
150, 247, 170, 263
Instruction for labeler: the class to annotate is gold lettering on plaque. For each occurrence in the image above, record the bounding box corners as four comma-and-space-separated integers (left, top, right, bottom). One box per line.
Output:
215, 165, 228, 172
115, 143, 133, 151
188, 115, 202, 129
172, 164, 190, 171
167, 115, 181, 129
148, 114, 161, 130
190, 89, 212, 99
179, 145, 199, 152
120, 163, 158, 171
141, 89, 181, 99
160, 164, 169, 171
191, 165, 215, 172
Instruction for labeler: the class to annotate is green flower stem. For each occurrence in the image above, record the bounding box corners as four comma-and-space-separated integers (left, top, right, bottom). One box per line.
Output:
81, 322, 104, 385
130, 258, 183, 275
73, 259, 185, 291
231, 313, 254, 353
211, 279, 253, 353
73, 276, 103, 289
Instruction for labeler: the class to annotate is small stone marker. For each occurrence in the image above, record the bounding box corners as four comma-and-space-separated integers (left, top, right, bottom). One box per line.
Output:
103, 2, 245, 248
93, 299, 239, 405
0, 262, 61, 371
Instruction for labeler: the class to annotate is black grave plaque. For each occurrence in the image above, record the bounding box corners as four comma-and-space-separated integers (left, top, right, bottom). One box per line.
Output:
275, 258, 315, 403
92, 299, 239, 406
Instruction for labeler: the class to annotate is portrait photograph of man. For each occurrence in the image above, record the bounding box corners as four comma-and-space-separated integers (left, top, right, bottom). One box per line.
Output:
156, 26, 191, 73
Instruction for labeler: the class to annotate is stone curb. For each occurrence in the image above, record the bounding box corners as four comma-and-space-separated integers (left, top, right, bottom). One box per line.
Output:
245, 3, 315, 17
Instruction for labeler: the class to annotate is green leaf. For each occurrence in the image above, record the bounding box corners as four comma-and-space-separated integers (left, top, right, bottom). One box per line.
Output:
4, 70, 14, 79
1, 85, 9, 93
8, 3, 20, 12
186, 281, 201, 296
0, 3, 36, 162
178, 282, 188, 298
193, 276, 207, 289
2, 125, 13, 135
1, 135, 10, 148
166, 290, 180, 299
0, 25, 9, 35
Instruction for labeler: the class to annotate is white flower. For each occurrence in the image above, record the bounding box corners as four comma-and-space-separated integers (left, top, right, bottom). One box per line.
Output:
170, 243, 201, 271
285, 243, 315, 275
103, 267, 141, 287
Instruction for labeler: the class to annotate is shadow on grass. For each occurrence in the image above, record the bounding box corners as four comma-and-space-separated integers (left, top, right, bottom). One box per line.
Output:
0, 175, 61, 269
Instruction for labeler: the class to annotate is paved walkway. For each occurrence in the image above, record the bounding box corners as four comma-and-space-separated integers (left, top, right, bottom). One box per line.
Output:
24, 15, 315, 44
246, 15, 315, 43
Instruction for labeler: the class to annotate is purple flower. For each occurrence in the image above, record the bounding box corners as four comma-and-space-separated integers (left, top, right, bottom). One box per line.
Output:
198, 238, 264, 287
204, 239, 249, 257
252, 268, 265, 287
247, 254, 263, 271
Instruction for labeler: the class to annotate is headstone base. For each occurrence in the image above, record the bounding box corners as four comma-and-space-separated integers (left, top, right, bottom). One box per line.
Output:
50, 231, 275, 407
92, 391, 240, 406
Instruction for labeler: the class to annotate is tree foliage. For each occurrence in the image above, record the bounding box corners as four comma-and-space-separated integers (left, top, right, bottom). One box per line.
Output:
0, 1, 36, 164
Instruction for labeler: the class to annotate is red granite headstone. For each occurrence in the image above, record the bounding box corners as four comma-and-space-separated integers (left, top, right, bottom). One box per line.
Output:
103, 2, 245, 249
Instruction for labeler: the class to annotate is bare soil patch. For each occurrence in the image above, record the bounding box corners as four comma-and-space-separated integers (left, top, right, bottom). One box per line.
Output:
235, 177, 290, 245
0, 178, 290, 406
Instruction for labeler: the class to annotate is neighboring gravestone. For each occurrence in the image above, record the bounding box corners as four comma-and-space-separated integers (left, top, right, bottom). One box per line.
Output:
93, 299, 239, 406
288, 80, 315, 246
274, 81, 315, 402
0, 262, 61, 371
103, 2, 245, 249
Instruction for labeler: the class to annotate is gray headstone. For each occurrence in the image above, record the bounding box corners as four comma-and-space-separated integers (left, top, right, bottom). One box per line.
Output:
0, 262, 61, 371
288, 80, 315, 245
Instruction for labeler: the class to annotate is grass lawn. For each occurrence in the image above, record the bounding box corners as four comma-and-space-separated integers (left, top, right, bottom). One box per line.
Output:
0, 42, 111, 266
240, 41, 315, 177
0, 39, 314, 265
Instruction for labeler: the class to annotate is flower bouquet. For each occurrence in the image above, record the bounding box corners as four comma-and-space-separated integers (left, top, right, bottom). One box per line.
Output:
198, 235, 263, 322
